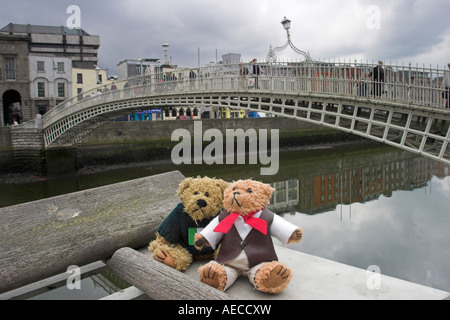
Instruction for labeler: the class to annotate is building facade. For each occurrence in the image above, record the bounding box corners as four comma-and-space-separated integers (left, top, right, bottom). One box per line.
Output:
117, 58, 160, 81
0, 23, 101, 124
29, 54, 72, 115
72, 67, 111, 99
0, 34, 31, 125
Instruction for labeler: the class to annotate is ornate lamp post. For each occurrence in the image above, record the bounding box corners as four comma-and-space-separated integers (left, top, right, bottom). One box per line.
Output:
266, 17, 312, 63
162, 43, 170, 66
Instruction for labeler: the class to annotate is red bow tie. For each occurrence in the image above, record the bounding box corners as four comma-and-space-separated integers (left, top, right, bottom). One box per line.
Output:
214, 210, 267, 235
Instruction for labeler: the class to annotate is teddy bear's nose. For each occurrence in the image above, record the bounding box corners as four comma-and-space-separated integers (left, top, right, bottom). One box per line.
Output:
196, 199, 207, 208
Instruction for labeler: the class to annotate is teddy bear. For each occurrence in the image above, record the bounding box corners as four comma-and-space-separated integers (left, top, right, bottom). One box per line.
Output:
148, 176, 228, 271
194, 179, 303, 294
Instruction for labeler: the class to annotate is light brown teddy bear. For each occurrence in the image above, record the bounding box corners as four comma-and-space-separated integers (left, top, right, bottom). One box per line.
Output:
148, 176, 228, 271
195, 179, 302, 294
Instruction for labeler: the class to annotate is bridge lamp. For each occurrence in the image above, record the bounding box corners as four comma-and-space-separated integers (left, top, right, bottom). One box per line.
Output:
281, 17, 291, 31
266, 16, 312, 63
281, 17, 291, 39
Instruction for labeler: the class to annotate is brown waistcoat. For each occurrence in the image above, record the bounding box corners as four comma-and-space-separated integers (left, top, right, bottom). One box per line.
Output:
215, 208, 278, 268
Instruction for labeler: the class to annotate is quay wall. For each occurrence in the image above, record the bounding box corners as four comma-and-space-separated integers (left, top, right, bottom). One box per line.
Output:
78, 118, 363, 167
0, 118, 365, 174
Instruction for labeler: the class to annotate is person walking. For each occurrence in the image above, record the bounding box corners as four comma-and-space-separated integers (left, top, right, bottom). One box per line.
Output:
442, 62, 450, 108
369, 61, 385, 97
252, 59, 261, 89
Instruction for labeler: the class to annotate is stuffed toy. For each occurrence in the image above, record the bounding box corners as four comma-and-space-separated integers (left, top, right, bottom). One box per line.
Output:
148, 176, 229, 271
195, 179, 303, 294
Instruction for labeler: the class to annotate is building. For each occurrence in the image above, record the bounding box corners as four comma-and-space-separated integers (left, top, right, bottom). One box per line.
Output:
0, 23, 102, 123
0, 34, 31, 125
1, 23, 100, 69
117, 58, 160, 81
72, 66, 111, 99
29, 54, 72, 115
222, 53, 241, 65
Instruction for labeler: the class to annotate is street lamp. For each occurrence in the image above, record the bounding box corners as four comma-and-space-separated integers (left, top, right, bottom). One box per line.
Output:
95, 65, 101, 84
162, 43, 170, 66
281, 17, 291, 33
266, 17, 312, 63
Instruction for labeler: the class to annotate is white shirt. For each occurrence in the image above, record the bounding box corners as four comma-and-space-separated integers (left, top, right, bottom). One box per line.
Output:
200, 210, 298, 249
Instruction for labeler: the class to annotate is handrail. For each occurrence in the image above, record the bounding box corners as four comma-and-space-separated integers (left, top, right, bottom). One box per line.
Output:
42, 60, 450, 128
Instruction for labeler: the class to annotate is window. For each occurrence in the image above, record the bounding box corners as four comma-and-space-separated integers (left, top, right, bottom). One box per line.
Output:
58, 83, 65, 98
57, 62, 65, 73
5, 58, 15, 80
77, 73, 83, 84
37, 61, 45, 72
37, 82, 46, 97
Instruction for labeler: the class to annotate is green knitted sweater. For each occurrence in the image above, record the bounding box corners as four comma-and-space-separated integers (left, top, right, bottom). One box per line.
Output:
157, 203, 217, 256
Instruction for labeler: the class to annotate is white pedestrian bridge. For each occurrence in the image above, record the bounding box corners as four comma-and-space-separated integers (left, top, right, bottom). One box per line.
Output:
42, 61, 450, 164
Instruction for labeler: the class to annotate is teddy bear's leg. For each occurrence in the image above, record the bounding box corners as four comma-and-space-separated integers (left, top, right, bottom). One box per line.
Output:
148, 235, 193, 271
198, 262, 229, 292
252, 261, 292, 294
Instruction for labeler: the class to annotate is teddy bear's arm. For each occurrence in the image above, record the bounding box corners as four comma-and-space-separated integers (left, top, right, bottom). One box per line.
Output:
287, 228, 303, 244
271, 215, 301, 245
197, 216, 224, 250
156, 203, 184, 244
194, 234, 211, 250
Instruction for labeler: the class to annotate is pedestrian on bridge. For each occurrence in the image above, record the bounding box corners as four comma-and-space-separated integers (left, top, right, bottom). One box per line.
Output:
369, 61, 385, 97
252, 59, 261, 89
442, 63, 450, 109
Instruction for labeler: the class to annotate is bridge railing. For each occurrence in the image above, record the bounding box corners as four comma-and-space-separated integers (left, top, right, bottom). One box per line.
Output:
42, 61, 450, 127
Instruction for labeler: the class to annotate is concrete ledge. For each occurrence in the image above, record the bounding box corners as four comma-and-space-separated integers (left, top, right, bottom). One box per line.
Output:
184, 246, 449, 300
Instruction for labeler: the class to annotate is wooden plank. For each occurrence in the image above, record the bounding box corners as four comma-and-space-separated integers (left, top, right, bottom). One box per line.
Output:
107, 247, 231, 300
0, 170, 185, 294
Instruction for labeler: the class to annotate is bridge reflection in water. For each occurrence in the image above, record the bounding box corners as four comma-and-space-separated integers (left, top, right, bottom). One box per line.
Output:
42, 61, 450, 164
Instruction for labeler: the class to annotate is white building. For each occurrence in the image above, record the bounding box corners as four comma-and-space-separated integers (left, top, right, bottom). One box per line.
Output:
117, 58, 160, 81
28, 54, 72, 114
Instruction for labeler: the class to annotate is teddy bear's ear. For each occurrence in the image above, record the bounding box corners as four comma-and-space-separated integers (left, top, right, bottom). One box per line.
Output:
261, 183, 275, 200
215, 179, 229, 194
177, 178, 193, 197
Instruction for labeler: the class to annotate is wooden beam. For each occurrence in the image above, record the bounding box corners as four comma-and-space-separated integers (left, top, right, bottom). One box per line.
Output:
107, 247, 231, 300
0, 170, 185, 294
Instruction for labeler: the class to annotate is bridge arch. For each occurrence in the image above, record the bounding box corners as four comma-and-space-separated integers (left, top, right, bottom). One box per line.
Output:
41, 61, 450, 164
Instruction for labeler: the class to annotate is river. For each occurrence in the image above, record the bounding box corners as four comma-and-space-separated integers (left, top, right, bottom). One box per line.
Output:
1, 141, 449, 299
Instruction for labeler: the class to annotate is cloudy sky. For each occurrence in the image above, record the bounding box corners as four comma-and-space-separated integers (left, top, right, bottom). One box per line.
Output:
1, 0, 449, 75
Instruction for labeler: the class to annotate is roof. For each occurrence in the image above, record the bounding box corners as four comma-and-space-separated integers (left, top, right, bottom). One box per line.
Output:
0, 23, 93, 36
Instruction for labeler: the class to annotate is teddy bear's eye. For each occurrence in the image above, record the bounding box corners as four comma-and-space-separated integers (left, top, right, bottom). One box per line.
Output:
205, 192, 210, 197
233, 187, 236, 191
194, 192, 199, 195
247, 188, 252, 193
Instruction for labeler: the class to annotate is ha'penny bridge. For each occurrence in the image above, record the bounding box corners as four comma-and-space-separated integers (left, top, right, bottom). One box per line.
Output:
40, 60, 450, 165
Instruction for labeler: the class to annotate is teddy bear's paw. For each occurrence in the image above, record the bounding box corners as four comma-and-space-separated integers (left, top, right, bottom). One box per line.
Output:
198, 263, 227, 291
254, 261, 292, 294
154, 249, 177, 269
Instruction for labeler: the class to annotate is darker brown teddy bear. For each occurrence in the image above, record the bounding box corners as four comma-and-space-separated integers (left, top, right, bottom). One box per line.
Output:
148, 176, 228, 271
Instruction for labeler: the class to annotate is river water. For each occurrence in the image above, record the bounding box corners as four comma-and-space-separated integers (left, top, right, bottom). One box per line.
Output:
1, 141, 449, 298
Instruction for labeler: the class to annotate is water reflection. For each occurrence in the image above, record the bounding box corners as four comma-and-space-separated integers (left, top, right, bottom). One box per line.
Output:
268, 150, 449, 216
